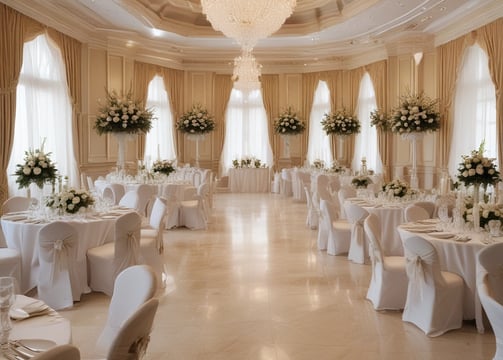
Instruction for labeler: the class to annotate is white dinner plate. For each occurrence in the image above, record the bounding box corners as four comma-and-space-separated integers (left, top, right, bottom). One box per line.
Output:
429, 232, 456, 239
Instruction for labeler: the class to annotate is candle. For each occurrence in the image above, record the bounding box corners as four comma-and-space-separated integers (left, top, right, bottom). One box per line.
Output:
157, 144, 161, 161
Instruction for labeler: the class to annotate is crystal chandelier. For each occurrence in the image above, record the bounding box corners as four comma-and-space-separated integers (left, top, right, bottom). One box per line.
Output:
201, 0, 297, 51
232, 51, 262, 92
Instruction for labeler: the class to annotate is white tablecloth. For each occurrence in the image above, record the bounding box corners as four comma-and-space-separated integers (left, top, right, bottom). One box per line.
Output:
398, 225, 494, 333
229, 168, 270, 193
1, 212, 123, 295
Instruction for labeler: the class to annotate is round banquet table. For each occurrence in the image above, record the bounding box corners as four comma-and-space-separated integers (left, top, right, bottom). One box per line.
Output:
398, 224, 496, 333
1, 212, 122, 295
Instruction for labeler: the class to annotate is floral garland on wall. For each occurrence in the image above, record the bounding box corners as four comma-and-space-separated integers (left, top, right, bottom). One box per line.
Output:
388, 92, 440, 134
321, 109, 360, 136
274, 107, 305, 135
176, 104, 215, 135
94, 90, 153, 135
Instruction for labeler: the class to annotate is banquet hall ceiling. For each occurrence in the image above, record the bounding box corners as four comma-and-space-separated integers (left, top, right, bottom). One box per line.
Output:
2, 0, 502, 72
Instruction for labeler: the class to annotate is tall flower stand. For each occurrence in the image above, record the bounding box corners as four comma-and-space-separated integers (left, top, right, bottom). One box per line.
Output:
472, 183, 481, 232
114, 132, 136, 175
281, 135, 291, 159
187, 133, 206, 168
336, 135, 346, 164
402, 132, 424, 189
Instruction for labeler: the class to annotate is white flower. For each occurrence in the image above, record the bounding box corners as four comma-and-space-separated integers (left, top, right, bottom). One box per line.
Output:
475, 164, 484, 175
33, 167, 41, 175
23, 166, 31, 175
72, 196, 80, 204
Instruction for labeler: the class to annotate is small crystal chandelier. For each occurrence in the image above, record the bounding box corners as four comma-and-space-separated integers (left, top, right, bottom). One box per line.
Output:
232, 51, 262, 92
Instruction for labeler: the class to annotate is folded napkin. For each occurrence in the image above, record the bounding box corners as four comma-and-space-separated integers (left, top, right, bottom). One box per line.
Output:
10, 295, 50, 320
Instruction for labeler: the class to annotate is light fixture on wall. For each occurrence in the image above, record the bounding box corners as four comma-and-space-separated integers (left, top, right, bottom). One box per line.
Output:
232, 50, 262, 92
201, 0, 296, 90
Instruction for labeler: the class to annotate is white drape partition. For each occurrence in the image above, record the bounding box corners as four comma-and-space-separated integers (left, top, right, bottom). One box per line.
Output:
448, 44, 497, 178
352, 72, 382, 173
306, 80, 333, 166
7, 34, 77, 196
220, 89, 273, 176
145, 75, 176, 167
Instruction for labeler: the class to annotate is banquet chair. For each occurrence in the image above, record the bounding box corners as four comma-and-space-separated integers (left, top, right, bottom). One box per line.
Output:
38, 221, 79, 310
103, 184, 125, 205
95, 265, 157, 357
363, 213, 408, 310
337, 186, 356, 220
87, 212, 142, 296
271, 172, 281, 194
2, 196, 31, 214
179, 195, 207, 230
136, 184, 154, 217
477, 243, 503, 360
280, 169, 292, 197
304, 186, 318, 230
413, 201, 436, 218
345, 202, 370, 264
31, 344, 81, 360
106, 298, 159, 360
316, 175, 332, 201
320, 199, 351, 256
197, 182, 211, 221
118, 190, 140, 211
140, 197, 167, 286
404, 204, 431, 222
402, 236, 464, 336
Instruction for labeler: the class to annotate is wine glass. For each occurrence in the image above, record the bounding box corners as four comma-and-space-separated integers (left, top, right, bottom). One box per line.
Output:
0, 277, 15, 350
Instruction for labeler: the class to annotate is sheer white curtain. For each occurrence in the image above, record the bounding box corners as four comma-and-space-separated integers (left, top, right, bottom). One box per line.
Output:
306, 81, 333, 166
220, 88, 273, 176
7, 34, 77, 197
352, 72, 382, 173
144, 75, 176, 168
448, 44, 497, 178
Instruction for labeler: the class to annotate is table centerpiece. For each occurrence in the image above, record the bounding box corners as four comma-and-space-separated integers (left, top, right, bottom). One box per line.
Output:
382, 178, 415, 198
152, 159, 176, 177
45, 188, 95, 215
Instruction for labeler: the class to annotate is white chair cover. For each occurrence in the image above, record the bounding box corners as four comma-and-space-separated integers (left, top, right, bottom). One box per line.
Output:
414, 201, 436, 218
107, 184, 126, 205
106, 298, 159, 360
31, 344, 81, 360
304, 186, 318, 230
320, 199, 351, 256
280, 169, 292, 197
404, 204, 430, 222
271, 172, 280, 194
316, 175, 332, 202
95, 265, 157, 357
197, 182, 211, 221
87, 212, 142, 296
477, 243, 503, 360
2, 196, 31, 214
119, 190, 140, 211
337, 187, 356, 220
136, 184, 154, 217
345, 203, 369, 264
179, 198, 207, 230
38, 221, 79, 310
363, 214, 408, 310
140, 198, 166, 286
402, 236, 464, 337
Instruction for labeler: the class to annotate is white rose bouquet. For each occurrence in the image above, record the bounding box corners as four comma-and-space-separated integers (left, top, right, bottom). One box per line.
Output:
463, 200, 503, 229
312, 159, 326, 170
232, 157, 265, 168
370, 109, 389, 131
382, 178, 414, 198
389, 92, 440, 134
274, 107, 305, 135
46, 188, 95, 214
321, 109, 360, 136
94, 90, 153, 135
152, 160, 175, 176
352, 176, 372, 189
457, 142, 501, 188
14, 141, 58, 189
176, 104, 215, 134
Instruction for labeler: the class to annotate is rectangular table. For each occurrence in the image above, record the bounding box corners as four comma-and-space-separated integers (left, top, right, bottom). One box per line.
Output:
229, 168, 270, 193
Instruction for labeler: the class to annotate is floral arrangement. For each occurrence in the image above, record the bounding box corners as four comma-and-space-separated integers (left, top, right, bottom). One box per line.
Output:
329, 161, 345, 173
176, 104, 215, 135
46, 188, 95, 214
389, 92, 440, 134
274, 107, 305, 135
321, 109, 360, 136
232, 157, 265, 168
94, 90, 153, 135
382, 178, 414, 198
463, 200, 503, 229
152, 160, 175, 176
370, 109, 389, 131
352, 176, 372, 189
457, 141, 501, 188
312, 159, 326, 170
14, 142, 58, 189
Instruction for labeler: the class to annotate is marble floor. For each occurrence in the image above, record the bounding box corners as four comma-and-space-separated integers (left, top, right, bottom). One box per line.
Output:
62, 193, 496, 359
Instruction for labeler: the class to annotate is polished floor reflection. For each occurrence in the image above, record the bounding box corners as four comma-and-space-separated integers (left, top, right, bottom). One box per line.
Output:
64, 193, 495, 359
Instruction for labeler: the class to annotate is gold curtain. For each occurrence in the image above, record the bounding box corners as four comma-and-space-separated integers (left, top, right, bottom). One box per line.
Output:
214, 75, 234, 173
366, 60, 390, 181
476, 18, 503, 170
160, 67, 184, 158
47, 29, 82, 168
345, 67, 365, 166
437, 34, 470, 169
302, 72, 321, 164
321, 70, 342, 157
261, 75, 279, 168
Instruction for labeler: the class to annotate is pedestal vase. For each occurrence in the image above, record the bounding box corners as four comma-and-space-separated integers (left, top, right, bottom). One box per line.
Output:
187, 133, 206, 168
401, 132, 424, 189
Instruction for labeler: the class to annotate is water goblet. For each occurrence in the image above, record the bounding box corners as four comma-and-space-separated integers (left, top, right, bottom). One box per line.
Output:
488, 219, 501, 237
0, 277, 15, 351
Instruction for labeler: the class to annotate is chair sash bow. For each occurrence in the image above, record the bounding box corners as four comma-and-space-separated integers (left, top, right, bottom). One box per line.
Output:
406, 255, 426, 300
40, 234, 74, 285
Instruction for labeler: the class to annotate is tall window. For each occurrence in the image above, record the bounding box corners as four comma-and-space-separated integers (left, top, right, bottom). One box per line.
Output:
352, 72, 382, 173
7, 34, 76, 196
448, 44, 497, 177
306, 81, 333, 166
144, 75, 176, 166
220, 89, 273, 175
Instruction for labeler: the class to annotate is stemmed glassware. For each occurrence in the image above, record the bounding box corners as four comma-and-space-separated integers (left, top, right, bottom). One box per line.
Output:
0, 277, 15, 352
